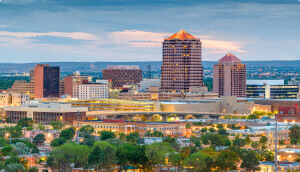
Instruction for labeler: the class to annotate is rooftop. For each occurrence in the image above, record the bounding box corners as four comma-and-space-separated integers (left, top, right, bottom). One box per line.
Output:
219, 52, 241, 62
166, 30, 196, 40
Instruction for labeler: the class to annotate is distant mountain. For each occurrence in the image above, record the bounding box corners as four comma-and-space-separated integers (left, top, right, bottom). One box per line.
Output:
0, 60, 299, 73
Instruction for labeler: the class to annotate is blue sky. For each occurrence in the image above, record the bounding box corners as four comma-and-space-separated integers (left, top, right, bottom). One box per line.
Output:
0, 0, 299, 63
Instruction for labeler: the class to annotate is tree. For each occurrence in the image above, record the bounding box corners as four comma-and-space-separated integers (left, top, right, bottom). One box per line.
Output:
289, 125, 300, 140
50, 121, 64, 130
145, 142, 173, 171
183, 152, 210, 172
233, 138, 246, 147
259, 136, 268, 146
59, 128, 75, 140
200, 127, 207, 133
145, 131, 164, 137
45, 156, 58, 172
26, 126, 34, 131
50, 138, 66, 147
163, 135, 180, 151
100, 131, 116, 140
180, 146, 191, 160
217, 123, 223, 129
126, 132, 140, 143
290, 138, 298, 148
88, 144, 117, 171
224, 139, 232, 146
10, 138, 33, 148
17, 117, 34, 127
247, 114, 259, 119
79, 125, 94, 134
189, 135, 200, 145
6, 164, 25, 172
208, 127, 215, 132
33, 133, 46, 145
279, 140, 285, 148
28, 166, 39, 172
218, 128, 228, 136
215, 149, 239, 171
38, 123, 45, 131
31, 144, 40, 154
0, 137, 7, 147
168, 152, 182, 171
245, 135, 252, 145
241, 150, 260, 172
13, 142, 30, 155
1, 145, 13, 156
49, 143, 90, 171
251, 141, 260, 151
3, 126, 23, 138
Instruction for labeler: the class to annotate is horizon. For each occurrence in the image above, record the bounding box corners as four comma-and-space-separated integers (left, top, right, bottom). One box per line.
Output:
0, 0, 299, 62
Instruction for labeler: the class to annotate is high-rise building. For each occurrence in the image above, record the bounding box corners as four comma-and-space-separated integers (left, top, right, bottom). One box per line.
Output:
213, 53, 246, 98
34, 64, 60, 99
103, 65, 142, 89
161, 30, 203, 92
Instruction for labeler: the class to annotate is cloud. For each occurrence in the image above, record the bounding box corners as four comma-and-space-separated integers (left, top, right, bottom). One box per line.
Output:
108, 30, 247, 52
0, 31, 99, 41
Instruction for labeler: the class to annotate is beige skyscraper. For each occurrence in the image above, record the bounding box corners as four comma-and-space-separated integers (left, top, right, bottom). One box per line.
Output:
161, 30, 203, 92
213, 53, 246, 97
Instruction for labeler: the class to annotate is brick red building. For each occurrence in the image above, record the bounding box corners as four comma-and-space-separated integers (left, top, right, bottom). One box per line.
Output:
161, 30, 203, 92
103, 65, 142, 89
213, 53, 246, 97
275, 106, 300, 122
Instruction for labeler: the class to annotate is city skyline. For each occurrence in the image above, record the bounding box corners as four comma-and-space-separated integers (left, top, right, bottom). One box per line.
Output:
0, 0, 299, 63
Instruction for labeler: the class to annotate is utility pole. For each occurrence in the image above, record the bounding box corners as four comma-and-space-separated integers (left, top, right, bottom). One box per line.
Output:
76, 111, 80, 143
275, 116, 278, 172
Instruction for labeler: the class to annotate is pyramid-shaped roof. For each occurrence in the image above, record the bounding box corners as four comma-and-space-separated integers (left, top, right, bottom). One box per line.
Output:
219, 52, 241, 62
166, 30, 196, 40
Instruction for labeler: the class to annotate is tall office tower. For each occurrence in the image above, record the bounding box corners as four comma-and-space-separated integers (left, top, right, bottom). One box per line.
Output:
161, 30, 203, 92
213, 53, 246, 98
34, 64, 60, 99
103, 65, 143, 89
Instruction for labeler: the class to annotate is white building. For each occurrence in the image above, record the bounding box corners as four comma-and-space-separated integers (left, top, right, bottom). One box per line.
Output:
78, 84, 108, 100
0, 93, 30, 106
139, 78, 161, 92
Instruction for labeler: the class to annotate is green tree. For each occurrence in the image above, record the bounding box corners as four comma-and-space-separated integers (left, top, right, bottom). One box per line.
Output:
45, 156, 58, 172
208, 127, 215, 132
168, 152, 182, 171
218, 128, 228, 136
183, 152, 210, 172
163, 135, 180, 151
251, 141, 260, 151
290, 138, 298, 147
17, 117, 34, 127
180, 146, 191, 160
26, 126, 34, 131
279, 140, 285, 148
10, 138, 33, 148
31, 144, 40, 154
145, 131, 164, 137
1, 145, 13, 156
88, 144, 117, 171
233, 138, 246, 147
224, 139, 232, 146
241, 150, 260, 172
215, 149, 239, 171
33, 133, 46, 145
13, 142, 30, 155
259, 136, 268, 146
50, 121, 64, 130
126, 132, 140, 143
217, 123, 223, 129
28, 166, 39, 172
59, 128, 75, 140
6, 164, 25, 172
245, 135, 252, 145
100, 131, 116, 140
0, 137, 7, 147
50, 138, 66, 147
79, 125, 94, 134
247, 114, 259, 119
38, 123, 45, 131
289, 125, 300, 140
200, 127, 207, 133
145, 142, 173, 171
49, 143, 90, 171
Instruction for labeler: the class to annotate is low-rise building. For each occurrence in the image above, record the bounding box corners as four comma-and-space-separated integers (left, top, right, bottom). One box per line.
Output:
4, 103, 88, 125
24, 129, 60, 144
0, 93, 30, 106
275, 106, 300, 122
75, 119, 187, 137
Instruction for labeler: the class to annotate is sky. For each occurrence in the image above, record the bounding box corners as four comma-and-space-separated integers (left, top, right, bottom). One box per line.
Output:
0, 0, 299, 63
